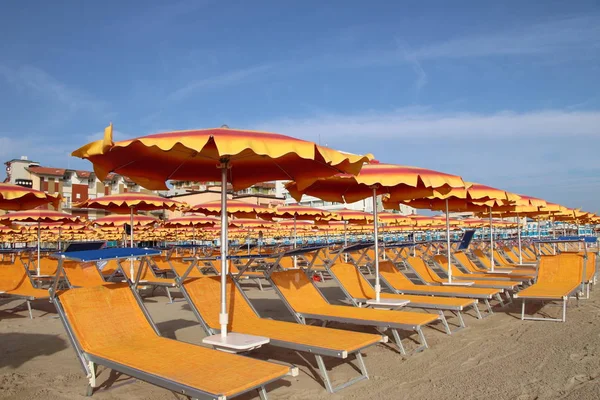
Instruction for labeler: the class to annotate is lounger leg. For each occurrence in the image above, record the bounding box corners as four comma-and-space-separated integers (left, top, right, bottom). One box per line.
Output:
26, 300, 33, 319
456, 311, 466, 329
438, 311, 451, 335
315, 353, 370, 393
521, 299, 525, 320
390, 329, 406, 355
484, 299, 493, 315
474, 303, 483, 320
416, 327, 428, 351
165, 287, 173, 304
86, 361, 96, 397
562, 297, 567, 322
495, 293, 505, 307
257, 386, 268, 400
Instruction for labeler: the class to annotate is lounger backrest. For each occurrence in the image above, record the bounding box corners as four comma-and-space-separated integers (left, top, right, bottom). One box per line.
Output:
0, 264, 35, 292
270, 270, 328, 312
34, 257, 59, 275
58, 284, 156, 352
210, 259, 241, 274
379, 261, 413, 287
536, 254, 583, 285
454, 252, 478, 271
406, 257, 442, 283
329, 263, 375, 299
99, 259, 119, 276
183, 276, 259, 331
493, 250, 510, 265
160, 258, 203, 278
473, 249, 492, 268
120, 260, 154, 281
63, 261, 106, 287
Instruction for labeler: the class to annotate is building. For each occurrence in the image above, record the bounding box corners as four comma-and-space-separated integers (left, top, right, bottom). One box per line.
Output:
4, 156, 151, 218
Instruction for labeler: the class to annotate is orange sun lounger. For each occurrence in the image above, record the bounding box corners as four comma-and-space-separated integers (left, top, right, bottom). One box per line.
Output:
451, 252, 534, 281
52, 283, 289, 398
268, 269, 439, 354
379, 261, 500, 315
431, 255, 522, 291
0, 263, 49, 318
327, 263, 479, 333
514, 253, 587, 322
181, 275, 383, 393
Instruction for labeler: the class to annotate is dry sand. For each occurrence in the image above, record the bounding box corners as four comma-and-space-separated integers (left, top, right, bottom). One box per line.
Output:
1, 279, 600, 400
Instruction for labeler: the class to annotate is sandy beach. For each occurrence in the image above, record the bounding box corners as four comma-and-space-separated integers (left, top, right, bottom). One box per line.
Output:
1, 277, 599, 400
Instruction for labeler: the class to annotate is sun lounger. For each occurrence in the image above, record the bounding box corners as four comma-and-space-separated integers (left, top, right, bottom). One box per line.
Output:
379, 261, 498, 315
514, 253, 586, 322
208, 259, 268, 291
431, 255, 522, 291
268, 270, 439, 354
0, 263, 50, 318
61, 261, 110, 288
180, 276, 383, 393
327, 263, 479, 334
154, 258, 205, 278
53, 282, 289, 398
119, 259, 177, 302
451, 252, 534, 281
467, 250, 536, 275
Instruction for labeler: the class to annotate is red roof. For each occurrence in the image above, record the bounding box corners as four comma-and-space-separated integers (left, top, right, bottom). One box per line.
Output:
75, 170, 92, 178
28, 166, 66, 177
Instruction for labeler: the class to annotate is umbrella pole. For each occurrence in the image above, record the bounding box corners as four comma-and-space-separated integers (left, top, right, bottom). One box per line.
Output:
293, 215, 297, 268
552, 216, 556, 255
445, 198, 452, 283
130, 206, 135, 279
58, 227, 62, 252
517, 213, 523, 264
37, 221, 41, 276
344, 220, 348, 263
489, 207, 495, 272
219, 162, 229, 338
372, 188, 381, 302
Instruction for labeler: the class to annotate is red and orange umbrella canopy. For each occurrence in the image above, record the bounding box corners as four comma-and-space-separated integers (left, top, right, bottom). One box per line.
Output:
227, 218, 276, 229
385, 182, 521, 212
164, 215, 218, 227
75, 192, 183, 213
92, 214, 158, 227
0, 209, 80, 225
286, 160, 465, 204
277, 220, 314, 230
0, 183, 62, 211
273, 205, 331, 221
72, 124, 372, 191
189, 199, 275, 219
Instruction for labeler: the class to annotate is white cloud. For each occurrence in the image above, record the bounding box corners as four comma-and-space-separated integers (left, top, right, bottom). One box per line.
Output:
166, 64, 273, 102
254, 109, 600, 141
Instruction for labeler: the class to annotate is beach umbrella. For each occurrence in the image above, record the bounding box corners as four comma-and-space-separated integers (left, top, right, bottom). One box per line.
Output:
0, 210, 80, 275
385, 182, 520, 276
163, 215, 218, 248
0, 183, 62, 211
72, 123, 371, 341
189, 199, 276, 220
287, 160, 465, 300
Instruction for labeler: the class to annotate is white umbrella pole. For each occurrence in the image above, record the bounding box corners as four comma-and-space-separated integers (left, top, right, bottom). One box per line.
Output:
58, 227, 62, 252
37, 221, 41, 276
517, 214, 523, 264
219, 163, 229, 338
552, 217, 556, 255
293, 215, 297, 268
130, 207, 135, 279
344, 220, 348, 263
445, 198, 452, 283
372, 188, 381, 302
489, 207, 495, 272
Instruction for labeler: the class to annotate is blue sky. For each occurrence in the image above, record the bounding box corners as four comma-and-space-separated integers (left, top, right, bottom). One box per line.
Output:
1, 1, 599, 211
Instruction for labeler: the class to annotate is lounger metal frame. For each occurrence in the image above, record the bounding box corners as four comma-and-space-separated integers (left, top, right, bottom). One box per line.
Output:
49, 250, 279, 399
265, 269, 429, 355
176, 274, 374, 393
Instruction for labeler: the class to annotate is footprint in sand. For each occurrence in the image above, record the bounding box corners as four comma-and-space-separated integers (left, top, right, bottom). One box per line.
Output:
564, 374, 591, 392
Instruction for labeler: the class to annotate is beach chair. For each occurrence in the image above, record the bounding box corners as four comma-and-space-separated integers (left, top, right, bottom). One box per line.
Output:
119, 259, 177, 303
327, 263, 479, 334
451, 252, 534, 281
268, 269, 439, 354
60, 260, 110, 288
208, 259, 269, 291
0, 263, 50, 318
51, 281, 289, 398
431, 255, 522, 291
379, 261, 497, 315
180, 276, 384, 393
154, 257, 206, 278
514, 253, 586, 322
